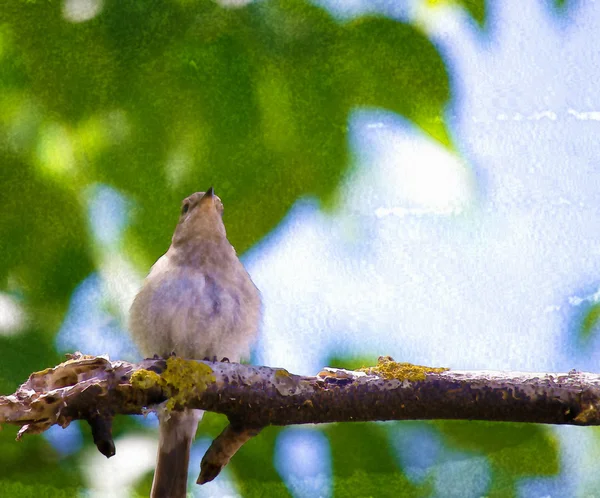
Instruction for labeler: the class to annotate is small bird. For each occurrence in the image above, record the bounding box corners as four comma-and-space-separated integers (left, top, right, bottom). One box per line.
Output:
129, 188, 261, 498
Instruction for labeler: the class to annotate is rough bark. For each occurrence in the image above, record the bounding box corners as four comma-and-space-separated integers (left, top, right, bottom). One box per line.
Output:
1, 353, 599, 483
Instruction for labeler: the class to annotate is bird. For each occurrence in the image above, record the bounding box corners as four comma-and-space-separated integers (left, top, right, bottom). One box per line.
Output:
129, 187, 261, 498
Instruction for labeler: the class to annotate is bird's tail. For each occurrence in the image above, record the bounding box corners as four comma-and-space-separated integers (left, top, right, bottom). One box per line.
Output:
151, 408, 203, 498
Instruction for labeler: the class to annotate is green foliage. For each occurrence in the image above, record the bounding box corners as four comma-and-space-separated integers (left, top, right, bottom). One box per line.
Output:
229, 426, 290, 495
456, 0, 487, 27
234, 479, 292, 498
327, 355, 378, 371
580, 302, 600, 343
436, 421, 559, 495
334, 469, 431, 498
0, 425, 82, 496
550, 0, 570, 11
457, 0, 486, 27
426, 0, 486, 28
1, 0, 453, 272
0, 328, 65, 394
0, 481, 78, 498
326, 422, 421, 497
0, 153, 94, 331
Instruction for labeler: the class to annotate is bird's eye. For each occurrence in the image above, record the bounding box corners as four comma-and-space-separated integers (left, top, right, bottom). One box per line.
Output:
181, 202, 190, 215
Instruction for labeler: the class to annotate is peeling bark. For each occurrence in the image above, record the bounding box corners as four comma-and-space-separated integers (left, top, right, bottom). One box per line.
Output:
1, 353, 599, 483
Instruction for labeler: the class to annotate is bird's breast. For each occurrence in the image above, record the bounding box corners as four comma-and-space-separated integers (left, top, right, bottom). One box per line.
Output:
134, 267, 256, 360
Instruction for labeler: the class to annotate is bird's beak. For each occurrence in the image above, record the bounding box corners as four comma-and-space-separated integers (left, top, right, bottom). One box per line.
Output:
199, 187, 215, 209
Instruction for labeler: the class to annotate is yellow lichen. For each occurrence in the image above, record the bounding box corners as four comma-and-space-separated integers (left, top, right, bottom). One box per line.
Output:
162, 357, 215, 410
131, 369, 166, 390
274, 368, 290, 378
358, 356, 449, 382
131, 357, 215, 410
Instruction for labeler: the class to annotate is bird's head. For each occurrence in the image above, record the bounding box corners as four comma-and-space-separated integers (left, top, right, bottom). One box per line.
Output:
171, 187, 226, 246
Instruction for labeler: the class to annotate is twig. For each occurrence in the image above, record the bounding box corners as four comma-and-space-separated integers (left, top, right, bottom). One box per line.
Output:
1, 353, 599, 483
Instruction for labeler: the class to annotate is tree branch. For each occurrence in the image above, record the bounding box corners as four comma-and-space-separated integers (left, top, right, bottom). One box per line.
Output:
1, 353, 599, 483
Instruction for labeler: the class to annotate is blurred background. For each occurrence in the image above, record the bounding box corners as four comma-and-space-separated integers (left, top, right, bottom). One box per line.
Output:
1, 0, 600, 496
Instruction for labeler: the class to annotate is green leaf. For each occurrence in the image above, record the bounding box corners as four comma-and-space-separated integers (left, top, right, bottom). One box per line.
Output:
456, 1, 486, 27
335, 16, 451, 147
